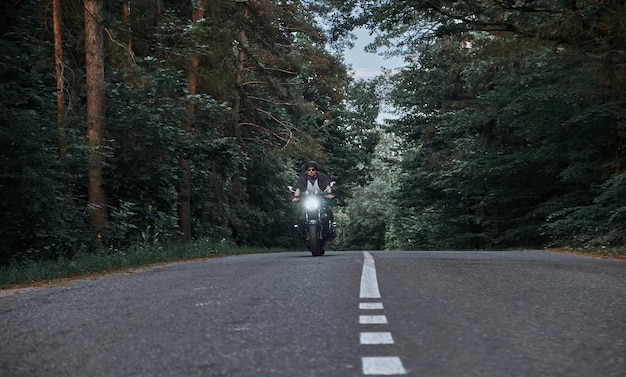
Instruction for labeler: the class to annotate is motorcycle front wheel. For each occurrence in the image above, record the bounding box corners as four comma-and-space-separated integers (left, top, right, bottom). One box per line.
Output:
307, 224, 324, 256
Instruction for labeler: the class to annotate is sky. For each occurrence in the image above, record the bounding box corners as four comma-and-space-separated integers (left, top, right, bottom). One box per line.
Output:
342, 28, 404, 80
342, 28, 404, 122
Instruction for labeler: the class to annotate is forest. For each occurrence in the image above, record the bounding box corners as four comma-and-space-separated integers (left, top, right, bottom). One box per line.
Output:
0, 0, 624, 266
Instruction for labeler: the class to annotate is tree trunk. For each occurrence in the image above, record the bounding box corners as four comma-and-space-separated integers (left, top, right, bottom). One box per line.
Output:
121, 1, 130, 30
179, 57, 198, 227
232, 4, 249, 138
155, 0, 162, 27
121, 1, 132, 56
233, 29, 246, 125
53, 0, 68, 186
177, 0, 206, 241
84, 0, 108, 243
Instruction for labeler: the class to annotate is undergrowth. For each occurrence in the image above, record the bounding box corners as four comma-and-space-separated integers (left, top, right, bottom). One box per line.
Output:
1, 242, 621, 289
0, 239, 287, 288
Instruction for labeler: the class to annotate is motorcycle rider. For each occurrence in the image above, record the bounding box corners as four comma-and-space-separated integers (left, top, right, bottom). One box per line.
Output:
291, 161, 333, 202
291, 161, 336, 239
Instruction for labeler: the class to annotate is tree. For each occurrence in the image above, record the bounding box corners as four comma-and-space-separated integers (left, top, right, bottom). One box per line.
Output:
85, 0, 109, 243
0, 0, 96, 263
0, 0, 364, 263
331, 0, 626, 250
52, 0, 69, 185
177, 0, 206, 241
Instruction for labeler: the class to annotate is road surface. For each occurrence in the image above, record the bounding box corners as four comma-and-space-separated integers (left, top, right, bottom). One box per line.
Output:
1, 250, 624, 376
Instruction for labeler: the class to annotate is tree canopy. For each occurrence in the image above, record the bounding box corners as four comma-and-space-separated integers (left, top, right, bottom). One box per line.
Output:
0, 0, 623, 265
334, 0, 626, 250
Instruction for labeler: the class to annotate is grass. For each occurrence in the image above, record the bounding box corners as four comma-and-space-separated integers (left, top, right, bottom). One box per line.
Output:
1, 242, 623, 290
0, 239, 289, 289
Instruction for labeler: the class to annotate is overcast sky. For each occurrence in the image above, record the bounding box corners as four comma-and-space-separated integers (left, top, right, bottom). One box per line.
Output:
342, 28, 404, 80
341, 28, 404, 122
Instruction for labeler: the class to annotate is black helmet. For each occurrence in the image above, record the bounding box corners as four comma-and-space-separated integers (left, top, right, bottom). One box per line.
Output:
303, 161, 319, 170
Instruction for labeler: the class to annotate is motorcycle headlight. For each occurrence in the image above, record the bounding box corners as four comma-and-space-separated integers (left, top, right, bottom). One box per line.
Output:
304, 196, 321, 211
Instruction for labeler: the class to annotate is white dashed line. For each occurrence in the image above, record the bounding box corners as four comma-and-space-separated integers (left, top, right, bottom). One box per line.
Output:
359, 315, 388, 324
359, 251, 407, 375
360, 251, 381, 299
360, 332, 395, 345
362, 357, 407, 375
359, 302, 384, 310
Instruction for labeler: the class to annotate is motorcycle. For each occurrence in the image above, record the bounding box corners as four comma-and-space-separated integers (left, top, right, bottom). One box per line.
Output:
288, 183, 336, 256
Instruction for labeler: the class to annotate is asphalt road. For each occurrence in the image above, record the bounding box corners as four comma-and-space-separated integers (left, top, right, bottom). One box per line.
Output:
1, 250, 624, 376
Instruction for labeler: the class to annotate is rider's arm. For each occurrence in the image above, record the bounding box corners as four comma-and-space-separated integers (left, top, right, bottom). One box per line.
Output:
321, 174, 334, 197
292, 188, 301, 202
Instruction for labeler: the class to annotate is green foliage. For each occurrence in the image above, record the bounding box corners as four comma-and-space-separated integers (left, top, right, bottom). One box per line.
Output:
381, 2, 626, 251
2, 0, 623, 266
0, 239, 288, 288
335, 130, 400, 250
340, 179, 390, 250
0, 0, 356, 267
329, 79, 381, 198
105, 62, 186, 245
542, 171, 626, 248
0, 19, 94, 265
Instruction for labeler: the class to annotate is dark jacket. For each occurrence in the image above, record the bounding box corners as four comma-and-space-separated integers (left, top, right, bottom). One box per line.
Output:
295, 171, 332, 193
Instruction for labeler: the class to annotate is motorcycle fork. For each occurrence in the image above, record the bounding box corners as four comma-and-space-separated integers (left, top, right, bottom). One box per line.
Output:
304, 209, 322, 240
